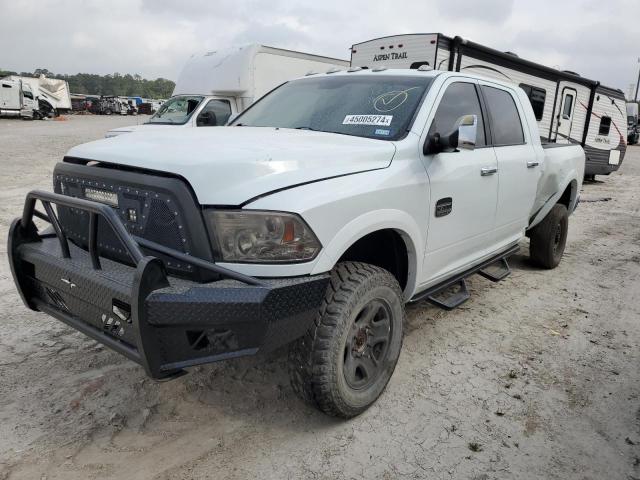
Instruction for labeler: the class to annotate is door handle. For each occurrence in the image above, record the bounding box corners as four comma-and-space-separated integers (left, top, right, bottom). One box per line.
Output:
480, 167, 497, 176
527, 161, 540, 168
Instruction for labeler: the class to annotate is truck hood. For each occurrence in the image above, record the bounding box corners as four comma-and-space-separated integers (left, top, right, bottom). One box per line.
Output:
105, 124, 176, 138
67, 127, 396, 205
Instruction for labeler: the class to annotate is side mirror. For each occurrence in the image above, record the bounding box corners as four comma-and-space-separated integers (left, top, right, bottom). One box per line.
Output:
196, 111, 217, 127
424, 114, 478, 155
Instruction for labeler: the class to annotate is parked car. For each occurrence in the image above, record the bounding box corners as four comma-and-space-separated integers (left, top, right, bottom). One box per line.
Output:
8, 69, 584, 418
105, 44, 349, 137
88, 96, 121, 115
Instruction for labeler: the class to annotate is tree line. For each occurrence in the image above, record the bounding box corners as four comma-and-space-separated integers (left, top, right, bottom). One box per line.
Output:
0, 68, 175, 99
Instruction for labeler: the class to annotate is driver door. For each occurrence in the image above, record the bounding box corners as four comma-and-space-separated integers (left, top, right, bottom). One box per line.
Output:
195, 98, 234, 127
420, 80, 499, 284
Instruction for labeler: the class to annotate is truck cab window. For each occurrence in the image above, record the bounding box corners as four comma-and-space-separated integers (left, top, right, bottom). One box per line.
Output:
147, 95, 205, 125
23, 90, 33, 100
233, 75, 432, 141
428, 82, 486, 146
598, 116, 611, 135
519, 84, 546, 121
481, 86, 525, 146
196, 99, 232, 127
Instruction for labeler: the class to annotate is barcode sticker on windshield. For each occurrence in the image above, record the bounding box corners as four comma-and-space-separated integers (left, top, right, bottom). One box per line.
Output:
343, 114, 393, 126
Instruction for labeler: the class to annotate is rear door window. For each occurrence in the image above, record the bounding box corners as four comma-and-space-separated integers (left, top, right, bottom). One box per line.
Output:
481, 86, 525, 146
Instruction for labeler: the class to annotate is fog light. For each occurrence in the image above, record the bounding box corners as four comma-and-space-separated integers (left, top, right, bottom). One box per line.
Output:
112, 302, 131, 322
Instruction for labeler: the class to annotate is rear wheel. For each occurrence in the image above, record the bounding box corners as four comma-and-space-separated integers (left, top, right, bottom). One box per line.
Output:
529, 204, 569, 269
288, 262, 404, 418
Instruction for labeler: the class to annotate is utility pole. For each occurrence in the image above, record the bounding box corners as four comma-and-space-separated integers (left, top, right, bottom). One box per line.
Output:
635, 57, 640, 101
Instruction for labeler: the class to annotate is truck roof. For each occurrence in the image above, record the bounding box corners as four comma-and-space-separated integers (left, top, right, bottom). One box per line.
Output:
296, 68, 520, 92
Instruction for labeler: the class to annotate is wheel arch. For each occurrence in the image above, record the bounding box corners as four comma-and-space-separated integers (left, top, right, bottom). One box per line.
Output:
528, 176, 580, 231
311, 209, 422, 299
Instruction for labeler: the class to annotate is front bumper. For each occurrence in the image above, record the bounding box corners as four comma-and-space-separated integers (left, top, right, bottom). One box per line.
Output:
9, 190, 329, 379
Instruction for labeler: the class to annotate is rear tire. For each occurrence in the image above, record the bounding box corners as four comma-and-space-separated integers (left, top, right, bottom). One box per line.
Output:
529, 204, 569, 269
288, 262, 405, 418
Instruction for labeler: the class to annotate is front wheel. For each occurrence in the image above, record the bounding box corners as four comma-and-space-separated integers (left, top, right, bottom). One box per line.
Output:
529, 204, 569, 269
288, 262, 405, 418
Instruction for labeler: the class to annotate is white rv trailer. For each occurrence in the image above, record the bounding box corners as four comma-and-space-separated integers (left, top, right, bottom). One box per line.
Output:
350, 34, 627, 178
3, 75, 72, 114
0, 78, 36, 119
106, 44, 349, 137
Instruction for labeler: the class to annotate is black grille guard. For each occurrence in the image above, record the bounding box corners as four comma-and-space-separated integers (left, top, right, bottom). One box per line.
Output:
21, 190, 264, 286
9, 190, 329, 379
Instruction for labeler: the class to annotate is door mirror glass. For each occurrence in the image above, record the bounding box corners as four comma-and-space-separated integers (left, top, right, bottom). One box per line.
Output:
456, 114, 477, 150
424, 114, 477, 155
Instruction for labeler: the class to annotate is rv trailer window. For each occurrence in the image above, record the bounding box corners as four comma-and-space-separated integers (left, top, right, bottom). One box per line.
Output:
428, 82, 486, 147
2, 84, 11, 88
519, 84, 546, 121
562, 94, 574, 119
598, 116, 611, 136
481, 86, 525, 146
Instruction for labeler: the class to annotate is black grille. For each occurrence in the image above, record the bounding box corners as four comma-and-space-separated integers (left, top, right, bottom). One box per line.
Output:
144, 199, 184, 252
53, 162, 217, 281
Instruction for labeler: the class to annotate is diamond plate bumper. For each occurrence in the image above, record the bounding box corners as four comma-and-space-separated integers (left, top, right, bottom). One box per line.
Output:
8, 190, 329, 379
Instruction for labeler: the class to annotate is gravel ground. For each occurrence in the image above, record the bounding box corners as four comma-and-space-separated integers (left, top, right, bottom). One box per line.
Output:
0, 115, 639, 480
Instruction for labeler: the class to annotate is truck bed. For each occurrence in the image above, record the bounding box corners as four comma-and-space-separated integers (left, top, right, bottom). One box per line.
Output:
529, 143, 585, 229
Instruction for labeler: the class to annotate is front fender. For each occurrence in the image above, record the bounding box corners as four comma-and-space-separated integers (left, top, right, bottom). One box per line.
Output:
310, 209, 423, 299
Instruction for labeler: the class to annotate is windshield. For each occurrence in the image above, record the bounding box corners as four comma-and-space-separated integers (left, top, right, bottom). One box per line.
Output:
147, 95, 204, 124
233, 75, 433, 140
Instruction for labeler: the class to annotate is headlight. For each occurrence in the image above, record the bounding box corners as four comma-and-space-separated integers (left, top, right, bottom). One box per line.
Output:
205, 210, 321, 263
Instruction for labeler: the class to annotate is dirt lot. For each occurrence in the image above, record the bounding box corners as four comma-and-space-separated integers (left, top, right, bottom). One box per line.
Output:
0, 115, 639, 480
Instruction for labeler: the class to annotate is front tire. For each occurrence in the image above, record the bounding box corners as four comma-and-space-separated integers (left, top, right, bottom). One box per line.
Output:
529, 204, 569, 269
289, 262, 405, 418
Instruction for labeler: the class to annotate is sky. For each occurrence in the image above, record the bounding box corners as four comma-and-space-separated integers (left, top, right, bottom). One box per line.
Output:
1, 0, 638, 96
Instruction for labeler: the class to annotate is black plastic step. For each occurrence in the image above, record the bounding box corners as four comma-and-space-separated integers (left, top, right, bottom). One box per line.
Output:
425, 279, 470, 310
477, 257, 511, 282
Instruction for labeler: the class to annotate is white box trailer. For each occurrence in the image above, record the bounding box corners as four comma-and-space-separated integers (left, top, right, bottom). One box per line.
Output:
106, 44, 349, 137
4, 75, 72, 114
0, 78, 36, 119
350, 33, 627, 178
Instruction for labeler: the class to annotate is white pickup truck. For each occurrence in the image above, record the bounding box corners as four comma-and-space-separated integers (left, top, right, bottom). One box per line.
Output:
9, 69, 584, 418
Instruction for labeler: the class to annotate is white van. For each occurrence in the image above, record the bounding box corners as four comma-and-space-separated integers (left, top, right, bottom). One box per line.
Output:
106, 44, 349, 137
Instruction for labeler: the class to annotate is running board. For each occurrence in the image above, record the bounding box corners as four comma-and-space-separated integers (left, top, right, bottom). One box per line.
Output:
425, 279, 470, 310
411, 244, 519, 310
478, 257, 511, 282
